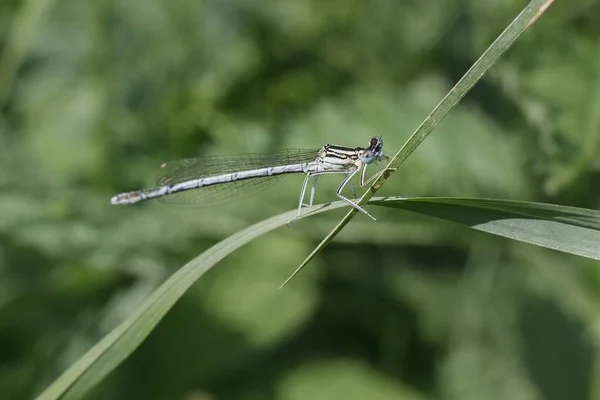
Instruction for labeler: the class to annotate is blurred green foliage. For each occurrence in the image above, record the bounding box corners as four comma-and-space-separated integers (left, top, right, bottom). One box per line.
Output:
1, 0, 599, 399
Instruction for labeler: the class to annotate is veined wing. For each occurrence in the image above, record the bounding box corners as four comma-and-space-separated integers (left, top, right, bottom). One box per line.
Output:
154, 149, 320, 206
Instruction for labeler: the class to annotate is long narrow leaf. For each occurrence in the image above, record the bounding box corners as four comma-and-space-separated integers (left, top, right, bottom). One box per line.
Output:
35, 202, 346, 400
280, 0, 556, 286
36, 194, 599, 400
371, 197, 600, 260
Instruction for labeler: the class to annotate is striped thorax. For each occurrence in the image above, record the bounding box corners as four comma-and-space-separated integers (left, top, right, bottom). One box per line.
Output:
318, 136, 384, 172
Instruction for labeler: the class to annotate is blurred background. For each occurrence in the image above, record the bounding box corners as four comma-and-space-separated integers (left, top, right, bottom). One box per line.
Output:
1, 0, 599, 399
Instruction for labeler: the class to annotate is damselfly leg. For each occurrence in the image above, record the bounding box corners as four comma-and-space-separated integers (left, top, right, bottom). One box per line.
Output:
361, 165, 385, 186
290, 169, 351, 224
288, 165, 379, 225
303, 174, 356, 208
335, 166, 378, 221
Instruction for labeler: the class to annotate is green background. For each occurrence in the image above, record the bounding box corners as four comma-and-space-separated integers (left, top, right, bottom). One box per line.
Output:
1, 0, 599, 399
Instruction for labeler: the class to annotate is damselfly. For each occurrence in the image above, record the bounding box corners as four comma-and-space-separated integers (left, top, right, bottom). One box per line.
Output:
111, 137, 387, 221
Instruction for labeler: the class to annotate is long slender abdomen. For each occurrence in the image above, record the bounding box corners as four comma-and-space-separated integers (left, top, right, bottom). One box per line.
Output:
110, 163, 311, 205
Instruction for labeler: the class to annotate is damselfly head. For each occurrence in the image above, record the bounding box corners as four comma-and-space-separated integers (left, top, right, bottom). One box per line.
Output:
358, 136, 384, 164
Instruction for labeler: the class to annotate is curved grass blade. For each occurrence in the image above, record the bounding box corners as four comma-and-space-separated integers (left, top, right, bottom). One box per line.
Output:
371, 197, 600, 260
36, 195, 599, 400
34, 201, 349, 400
279, 0, 556, 287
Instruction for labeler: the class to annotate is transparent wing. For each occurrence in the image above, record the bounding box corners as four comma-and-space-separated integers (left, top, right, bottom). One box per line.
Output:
154, 149, 320, 206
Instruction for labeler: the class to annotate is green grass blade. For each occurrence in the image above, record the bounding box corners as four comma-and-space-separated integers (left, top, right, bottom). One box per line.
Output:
280, 0, 555, 286
34, 202, 349, 400
34, 194, 599, 400
371, 197, 600, 260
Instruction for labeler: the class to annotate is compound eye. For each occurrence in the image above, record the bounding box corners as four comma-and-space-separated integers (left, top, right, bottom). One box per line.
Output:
368, 137, 383, 153
359, 149, 376, 164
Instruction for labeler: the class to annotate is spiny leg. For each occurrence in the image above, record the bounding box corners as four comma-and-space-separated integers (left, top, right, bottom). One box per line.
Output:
307, 171, 355, 206
306, 175, 319, 207
360, 164, 386, 187
336, 168, 378, 221
289, 169, 368, 225
303, 169, 355, 203
347, 173, 357, 198
289, 171, 335, 225
295, 173, 312, 217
